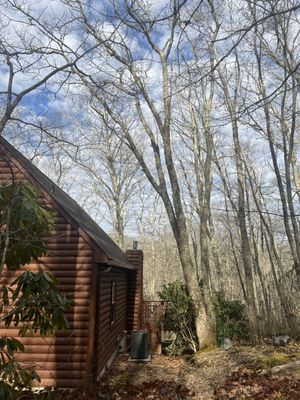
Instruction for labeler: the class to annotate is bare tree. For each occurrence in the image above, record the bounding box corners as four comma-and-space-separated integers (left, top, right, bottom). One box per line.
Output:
66, 0, 216, 347
2, 0, 300, 341
174, 1, 223, 295
246, 0, 300, 286
76, 119, 143, 248
0, 0, 96, 138
136, 193, 182, 299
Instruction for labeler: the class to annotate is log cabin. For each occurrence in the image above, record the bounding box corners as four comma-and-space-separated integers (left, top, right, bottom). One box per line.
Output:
0, 136, 143, 387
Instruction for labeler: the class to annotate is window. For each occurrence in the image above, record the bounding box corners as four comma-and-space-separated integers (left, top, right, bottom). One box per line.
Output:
110, 281, 117, 325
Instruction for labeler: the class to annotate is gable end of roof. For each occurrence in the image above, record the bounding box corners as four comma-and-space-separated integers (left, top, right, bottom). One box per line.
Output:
0, 136, 133, 270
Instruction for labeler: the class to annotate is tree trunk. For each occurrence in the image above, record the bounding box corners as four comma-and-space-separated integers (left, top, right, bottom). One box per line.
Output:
176, 229, 215, 348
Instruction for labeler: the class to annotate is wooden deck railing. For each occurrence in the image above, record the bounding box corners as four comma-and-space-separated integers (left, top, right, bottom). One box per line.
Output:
142, 301, 167, 354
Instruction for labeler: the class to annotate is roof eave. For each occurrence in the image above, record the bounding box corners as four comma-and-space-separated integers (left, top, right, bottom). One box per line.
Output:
107, 259, 137, 270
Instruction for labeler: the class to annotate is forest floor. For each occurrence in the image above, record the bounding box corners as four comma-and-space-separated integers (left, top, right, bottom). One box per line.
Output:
21, 342, 300, 399
96, 341, 300, 399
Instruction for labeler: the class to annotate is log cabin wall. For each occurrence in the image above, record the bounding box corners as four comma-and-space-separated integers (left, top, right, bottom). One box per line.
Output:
95, 266, 128, 379
0, 138, 140, 388
0, 146, 95, 388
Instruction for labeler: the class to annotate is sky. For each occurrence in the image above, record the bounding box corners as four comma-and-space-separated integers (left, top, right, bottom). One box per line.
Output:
1, 0, 300, 238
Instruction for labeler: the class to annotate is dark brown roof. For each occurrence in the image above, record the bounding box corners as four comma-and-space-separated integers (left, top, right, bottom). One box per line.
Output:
0, 136, 133, 269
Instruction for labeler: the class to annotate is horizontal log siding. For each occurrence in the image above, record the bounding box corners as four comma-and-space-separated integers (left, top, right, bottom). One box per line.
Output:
96, 267, 128, 378
0, 148, 94, 387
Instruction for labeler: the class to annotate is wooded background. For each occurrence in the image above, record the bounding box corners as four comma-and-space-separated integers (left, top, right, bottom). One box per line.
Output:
0, 0, 299, 342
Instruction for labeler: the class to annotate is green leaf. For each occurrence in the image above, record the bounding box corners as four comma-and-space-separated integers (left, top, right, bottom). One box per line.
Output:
0, 183, 54, 270
0, 182, 68, 394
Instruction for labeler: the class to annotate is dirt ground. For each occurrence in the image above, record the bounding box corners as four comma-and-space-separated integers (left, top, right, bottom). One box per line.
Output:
103, 342, 300, 399
20, 343, 300, 399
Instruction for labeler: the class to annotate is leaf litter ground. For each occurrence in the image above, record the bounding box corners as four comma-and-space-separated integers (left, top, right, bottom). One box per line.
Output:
96, 342, 300, 399
20, 342, 300, 399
